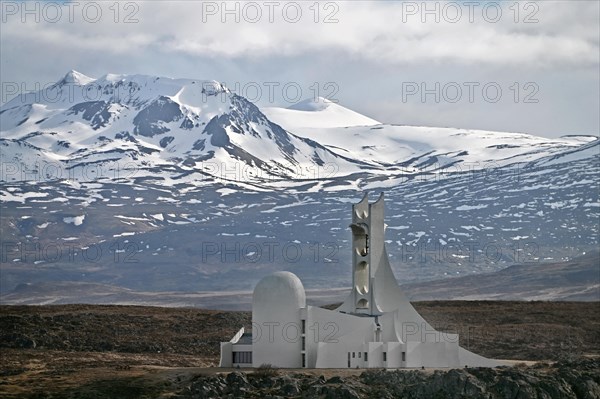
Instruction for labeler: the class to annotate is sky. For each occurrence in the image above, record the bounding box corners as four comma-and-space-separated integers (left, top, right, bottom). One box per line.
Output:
1, 0, 599, 138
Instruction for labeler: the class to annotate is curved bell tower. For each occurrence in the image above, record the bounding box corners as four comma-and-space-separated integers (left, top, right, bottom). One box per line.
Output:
343, 192, 386, 315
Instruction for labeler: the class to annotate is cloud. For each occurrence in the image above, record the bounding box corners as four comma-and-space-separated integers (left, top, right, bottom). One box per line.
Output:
1, 0, 598, 137
1, 1, 598, 67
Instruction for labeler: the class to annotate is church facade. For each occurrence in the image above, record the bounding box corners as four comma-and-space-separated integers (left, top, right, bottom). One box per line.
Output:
220, 193, 501, 369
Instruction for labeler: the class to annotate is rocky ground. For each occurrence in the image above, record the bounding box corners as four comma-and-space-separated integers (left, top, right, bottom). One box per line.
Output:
0, 302, 599, 398
180, 359, 600, 399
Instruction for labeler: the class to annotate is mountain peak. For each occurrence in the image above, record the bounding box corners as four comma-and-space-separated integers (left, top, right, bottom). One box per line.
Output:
288, 97, 333, 112
60, 70, 95, 86
265, 96, 380, 129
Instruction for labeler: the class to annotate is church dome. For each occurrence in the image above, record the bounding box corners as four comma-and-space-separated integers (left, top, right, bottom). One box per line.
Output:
253, 271, 306, 311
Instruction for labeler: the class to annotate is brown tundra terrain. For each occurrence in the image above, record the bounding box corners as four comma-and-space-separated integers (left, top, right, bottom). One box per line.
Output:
0, 301, 599, 398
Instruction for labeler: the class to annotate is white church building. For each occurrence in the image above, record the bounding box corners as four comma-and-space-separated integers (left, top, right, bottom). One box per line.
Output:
220, 193, 501, 369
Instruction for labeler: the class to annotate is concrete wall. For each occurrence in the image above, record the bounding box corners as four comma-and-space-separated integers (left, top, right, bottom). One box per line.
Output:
308, 305, 375, 368
405, 341, 460, 368
219, 342, 232, 367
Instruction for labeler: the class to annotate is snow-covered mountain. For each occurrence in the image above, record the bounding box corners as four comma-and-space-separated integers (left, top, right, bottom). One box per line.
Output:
263, 97, 380, 128
264, 101, 596, 176
2, 71, 597, 190
0, 71, 360, 186
1, 71, 598, 300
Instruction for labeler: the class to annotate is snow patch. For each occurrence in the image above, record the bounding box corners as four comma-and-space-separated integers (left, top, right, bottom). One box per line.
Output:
63, 215, 85, 226
456, 204, 488, 211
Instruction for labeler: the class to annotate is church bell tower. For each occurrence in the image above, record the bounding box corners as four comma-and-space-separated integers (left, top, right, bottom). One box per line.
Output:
348, 192, 386, 315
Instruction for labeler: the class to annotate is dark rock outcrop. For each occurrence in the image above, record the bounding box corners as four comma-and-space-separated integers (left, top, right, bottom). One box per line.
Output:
177, 358, 600, 399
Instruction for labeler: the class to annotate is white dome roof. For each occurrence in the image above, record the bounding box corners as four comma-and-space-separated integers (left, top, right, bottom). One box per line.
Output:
253, 271, 306, 310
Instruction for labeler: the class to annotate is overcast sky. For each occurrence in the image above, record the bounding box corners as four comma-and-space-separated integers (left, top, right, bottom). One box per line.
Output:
1, 0, 598, 138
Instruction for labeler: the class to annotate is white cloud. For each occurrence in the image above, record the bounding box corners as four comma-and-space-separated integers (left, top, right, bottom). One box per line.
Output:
0, 0, 598, 137
2, 1, 598, 67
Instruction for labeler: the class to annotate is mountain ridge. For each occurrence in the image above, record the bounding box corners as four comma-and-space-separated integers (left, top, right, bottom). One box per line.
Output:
2, 71, 597, 190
